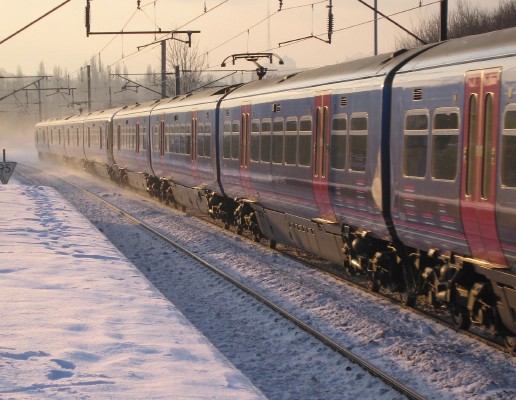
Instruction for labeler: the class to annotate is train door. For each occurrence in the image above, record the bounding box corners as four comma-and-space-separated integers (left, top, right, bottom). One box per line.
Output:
312, 91, 337, 222
191, 109, 202, 186
460, 68, 506, 265
240, 102, 253, 197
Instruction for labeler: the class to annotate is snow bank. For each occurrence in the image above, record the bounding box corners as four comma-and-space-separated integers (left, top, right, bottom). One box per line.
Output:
0, 183, 265, 399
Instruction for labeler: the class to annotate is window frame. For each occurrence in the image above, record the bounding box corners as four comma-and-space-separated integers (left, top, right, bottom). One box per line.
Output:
431, 107, 460, 181
348, 112, 369, 173
403, 109, 429, 179
330, 113, 348, 171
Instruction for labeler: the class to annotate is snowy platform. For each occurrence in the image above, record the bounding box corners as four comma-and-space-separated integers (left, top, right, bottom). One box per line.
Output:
0, 183, 265, 399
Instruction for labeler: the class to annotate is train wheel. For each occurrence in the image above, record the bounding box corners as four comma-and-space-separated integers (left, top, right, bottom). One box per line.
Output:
451, 305, 471, 330
504, 336, 516, 352
268, 238, 276, 249
400, 290, 416, 307
366, 279, 379, 293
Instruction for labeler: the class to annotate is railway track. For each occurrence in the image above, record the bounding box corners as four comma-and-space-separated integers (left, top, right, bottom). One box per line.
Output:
15, 164, 425, 400
17, 163, 515, 357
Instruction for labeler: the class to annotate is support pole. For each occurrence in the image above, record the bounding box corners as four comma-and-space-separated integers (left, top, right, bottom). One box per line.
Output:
175, 66, 180, 96
440, 0, 448, 41
86, 65, 91, 113
161, 40, 167, 99
374, 0, 378, 55
37, 81, 42, 121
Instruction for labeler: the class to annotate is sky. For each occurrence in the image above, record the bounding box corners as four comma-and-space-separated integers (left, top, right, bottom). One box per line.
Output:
0, 0, 497, 78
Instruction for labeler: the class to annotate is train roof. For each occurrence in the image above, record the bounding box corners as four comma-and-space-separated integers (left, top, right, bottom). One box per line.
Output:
83, 106, 125, 123
222, 47, 429, 100
112, 99, 162, 118
151, 86, 239, 113
398, 27, 516, 73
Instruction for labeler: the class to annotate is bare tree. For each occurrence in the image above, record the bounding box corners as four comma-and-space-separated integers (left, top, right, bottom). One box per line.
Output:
166, 37, 209, 96
396, 0, 516, 49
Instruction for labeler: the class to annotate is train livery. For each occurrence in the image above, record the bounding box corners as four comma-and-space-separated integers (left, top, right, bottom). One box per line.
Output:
35, 28, 516, 350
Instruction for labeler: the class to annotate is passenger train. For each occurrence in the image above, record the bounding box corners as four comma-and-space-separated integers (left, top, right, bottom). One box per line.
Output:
35, 28, 516, 350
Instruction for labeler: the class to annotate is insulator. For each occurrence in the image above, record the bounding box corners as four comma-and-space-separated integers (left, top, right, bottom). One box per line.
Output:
85, 2, 91, 30
278, 0, 283, 11
327, 13, 333, 33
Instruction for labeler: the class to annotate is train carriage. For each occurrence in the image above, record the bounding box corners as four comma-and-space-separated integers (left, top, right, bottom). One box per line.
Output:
391, 28, 516, 341
149, 88, 235, 212
111, 101, 158, 190
83, 107, 124, 179
218, 47, 429, 264
61, 114, 87, 169
34, 119, 50, 161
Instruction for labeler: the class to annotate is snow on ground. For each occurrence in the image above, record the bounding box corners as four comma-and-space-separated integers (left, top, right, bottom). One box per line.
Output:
0, 183, 265, 399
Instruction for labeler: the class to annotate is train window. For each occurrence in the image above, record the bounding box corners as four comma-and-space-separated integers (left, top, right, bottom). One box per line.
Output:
482, 93, 494, 199
204, 123, 211, 157
285, 118, 298, 165
173, 124, 179, 153
298, 117, 312, 167
223, 121, 231, 159
67, 129, 70, 146
117, 125, 121, 150
197, 134, 204, 158
403, 111, 428, 177
466, 95, 478, 196
100, 127, 103, 150
432, 108, 459, 181
261, 120, 271, 163
178, 124, 185, 154
185, 123, 191, 155
231, 121, 240, 160
153, 125, 160, 152
331, 115, 347, 170
272, 118, 284, 164
251, 119, 260, 162
198, 123, 204, 134
501, 107, 516, 187
142, 126, 147, 150
349, 114, 368, 172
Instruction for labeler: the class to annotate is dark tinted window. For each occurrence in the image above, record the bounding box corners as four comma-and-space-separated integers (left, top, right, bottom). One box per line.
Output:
404, 112, 428, 177
286, 120, 297, 132
432, 111, 459, 180
432, 135, 458, 180
331, 116, 347, 170
204, 135, 211, 157
251, 134, 260, 161
502, 135, 516, 187
434, 112, 458, 130
404, 136, 428, 177
298, 118, 312, 167
405, 114, 429, 130
272, 120, 284, 164
197, 135, 204, 157
504, 110, 516, 129
349, 116, 367, 172
261, 121, 271, 163
350, 117, 367, 131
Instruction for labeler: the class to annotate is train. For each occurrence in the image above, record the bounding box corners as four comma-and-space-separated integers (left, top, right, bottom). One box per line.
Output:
35, 27, 516, 350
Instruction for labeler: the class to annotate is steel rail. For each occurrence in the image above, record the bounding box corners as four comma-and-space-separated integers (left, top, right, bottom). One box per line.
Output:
16, 163, 426, 400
